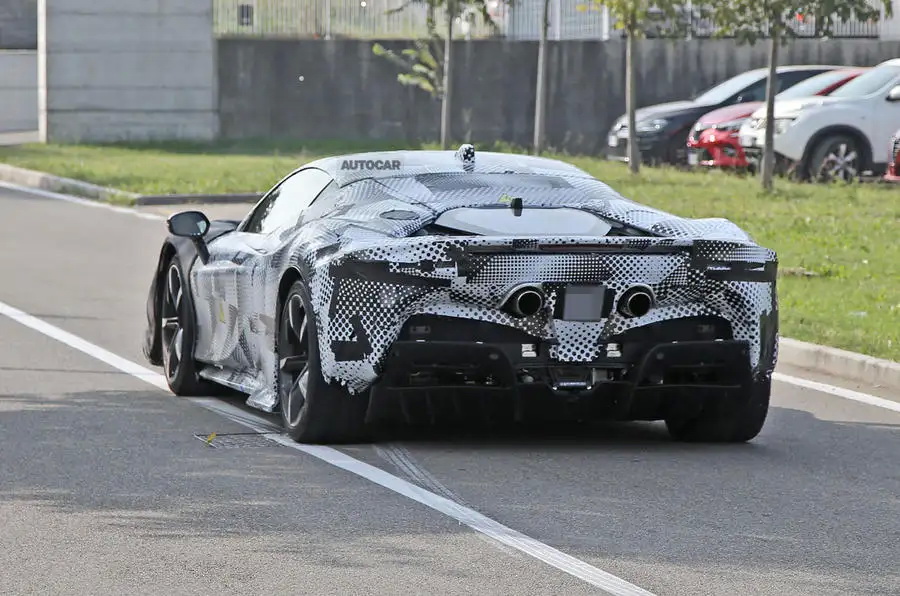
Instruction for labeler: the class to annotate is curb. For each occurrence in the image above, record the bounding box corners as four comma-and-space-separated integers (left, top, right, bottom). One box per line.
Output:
778, 337, 900, 391
0, 163, 139, 204
0, 163, 260, 205
135, 193, 261, 206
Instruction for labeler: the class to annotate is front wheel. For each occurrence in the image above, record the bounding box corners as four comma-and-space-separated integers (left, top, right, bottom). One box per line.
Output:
277, 280, 369, 444
665, 379, 771, 443
808, 135, 861, 183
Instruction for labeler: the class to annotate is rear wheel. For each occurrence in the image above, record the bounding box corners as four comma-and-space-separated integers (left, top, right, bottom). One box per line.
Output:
160, 259, 216, 396
277, 280, 369, 444
665, 379, 770, 443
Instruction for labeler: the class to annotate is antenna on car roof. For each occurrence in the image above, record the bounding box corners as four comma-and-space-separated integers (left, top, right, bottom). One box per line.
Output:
510, 196, 523, 216
455, 143, 475, 172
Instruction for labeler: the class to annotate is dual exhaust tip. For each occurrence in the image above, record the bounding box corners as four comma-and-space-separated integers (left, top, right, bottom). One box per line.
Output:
502, 285, 655, 319
618, 286, 654, 318
503, 286, 546, 318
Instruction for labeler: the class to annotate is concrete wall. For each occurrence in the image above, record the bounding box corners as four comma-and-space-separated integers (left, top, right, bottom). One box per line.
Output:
218, 38, 900, 153
0, 0, 36, 49
0, 50, 38, 132
39, 0, 218, 142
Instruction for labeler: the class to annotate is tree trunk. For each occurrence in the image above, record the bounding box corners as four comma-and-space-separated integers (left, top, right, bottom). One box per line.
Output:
440, 1, 455, 150
626, 29, 640, 174
533, 0, 551, 154
761, 30, 779, 192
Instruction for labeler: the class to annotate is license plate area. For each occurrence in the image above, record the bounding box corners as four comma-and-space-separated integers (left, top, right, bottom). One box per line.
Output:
561, 284, 612, 321
687, 150, 699, 166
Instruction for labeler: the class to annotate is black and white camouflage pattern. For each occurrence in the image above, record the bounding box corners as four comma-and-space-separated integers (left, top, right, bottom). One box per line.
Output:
182, 150, 777, 412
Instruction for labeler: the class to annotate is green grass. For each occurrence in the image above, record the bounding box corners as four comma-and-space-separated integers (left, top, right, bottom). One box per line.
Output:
1, 139, 897, 361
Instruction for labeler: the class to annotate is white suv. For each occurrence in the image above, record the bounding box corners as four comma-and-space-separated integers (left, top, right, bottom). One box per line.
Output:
738, 59, 900, 180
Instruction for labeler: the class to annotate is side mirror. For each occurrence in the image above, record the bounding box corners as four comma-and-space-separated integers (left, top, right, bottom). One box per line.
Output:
167, 210, 210, 238
167, 211, 211, 263
887, 85, 900, 102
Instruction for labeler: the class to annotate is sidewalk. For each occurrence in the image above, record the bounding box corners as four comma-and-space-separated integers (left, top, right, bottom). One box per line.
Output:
0, 130, 39, 146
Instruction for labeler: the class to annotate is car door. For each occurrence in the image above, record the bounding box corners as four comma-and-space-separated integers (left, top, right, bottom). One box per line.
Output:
193, 168, 334, 372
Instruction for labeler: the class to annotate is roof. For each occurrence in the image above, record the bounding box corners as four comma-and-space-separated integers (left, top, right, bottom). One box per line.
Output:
303, 149, 594, 187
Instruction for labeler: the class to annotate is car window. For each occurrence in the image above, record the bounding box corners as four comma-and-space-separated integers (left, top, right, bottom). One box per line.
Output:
242, 168, 333, 234
693, 70, 765, 105
829, 64, 900, 98
776, 70, 854, 99
777, 69, 822, 92
301, 180, 342, 222
733, 79, 769, 103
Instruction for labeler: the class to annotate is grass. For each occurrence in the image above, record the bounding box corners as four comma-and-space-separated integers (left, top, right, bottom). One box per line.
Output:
1, 139, 897, 361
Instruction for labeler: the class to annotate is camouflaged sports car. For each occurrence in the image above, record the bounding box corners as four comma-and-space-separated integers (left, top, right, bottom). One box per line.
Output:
143, 145, 778, 444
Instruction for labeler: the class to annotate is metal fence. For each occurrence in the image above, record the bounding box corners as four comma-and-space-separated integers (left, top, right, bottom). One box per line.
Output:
214, 0, 884, 40
214, 0, 504, 39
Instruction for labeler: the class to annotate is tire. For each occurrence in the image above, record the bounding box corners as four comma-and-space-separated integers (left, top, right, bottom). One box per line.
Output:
665, 379, 771, 443
277, 280, 369, 444
806, 134, 861, 183
160, 258, 217, 396
666, 129, 691, 167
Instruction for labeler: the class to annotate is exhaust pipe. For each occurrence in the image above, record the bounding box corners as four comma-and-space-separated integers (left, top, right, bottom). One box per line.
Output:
618, 286, 655, 318
504, 286, 545, 318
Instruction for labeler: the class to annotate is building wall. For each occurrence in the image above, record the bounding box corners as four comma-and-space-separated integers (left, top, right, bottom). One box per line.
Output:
0, 50, 38, 132
0, 0, 36, 49
218, 38, 900, 154
38, 0, 218, 142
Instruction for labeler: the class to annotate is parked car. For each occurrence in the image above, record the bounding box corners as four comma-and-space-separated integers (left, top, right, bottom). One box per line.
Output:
885, 128, 900, 182
686, 68, 867, 170
739, 59, 900, 181
607, 65, 839, 166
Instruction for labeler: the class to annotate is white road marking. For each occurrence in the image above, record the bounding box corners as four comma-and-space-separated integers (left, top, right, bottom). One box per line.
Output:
0, 298, 654, 596
0, 181, 164, 221
773, 372, 900, 413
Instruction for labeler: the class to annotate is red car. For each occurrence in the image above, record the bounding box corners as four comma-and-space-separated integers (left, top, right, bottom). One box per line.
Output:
687, 68, 868, 170
885, 128, 900, 182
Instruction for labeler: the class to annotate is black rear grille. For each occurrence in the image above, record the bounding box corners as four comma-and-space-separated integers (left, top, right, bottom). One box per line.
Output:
891, 135, 900, 162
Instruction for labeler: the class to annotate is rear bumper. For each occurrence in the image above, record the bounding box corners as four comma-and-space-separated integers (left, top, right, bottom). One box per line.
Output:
370, 315, 764, 421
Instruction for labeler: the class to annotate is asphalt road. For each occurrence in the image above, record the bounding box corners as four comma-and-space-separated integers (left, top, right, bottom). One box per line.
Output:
1, 183, 898, 596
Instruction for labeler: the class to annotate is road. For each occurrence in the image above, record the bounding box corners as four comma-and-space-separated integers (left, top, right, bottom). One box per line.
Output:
1, 182, 898, 596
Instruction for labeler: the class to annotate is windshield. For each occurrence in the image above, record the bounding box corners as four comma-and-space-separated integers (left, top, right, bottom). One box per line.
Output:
694, 70, 765, 105
776, 70, 856, 100
829, 64, 900, 98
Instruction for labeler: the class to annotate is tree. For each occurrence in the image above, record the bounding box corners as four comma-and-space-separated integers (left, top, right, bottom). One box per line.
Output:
708, 0, 892, 192
376, 0, 501, 149
533, 0, 551, 154
592, 0, 682, 174
372, 38, 444, 101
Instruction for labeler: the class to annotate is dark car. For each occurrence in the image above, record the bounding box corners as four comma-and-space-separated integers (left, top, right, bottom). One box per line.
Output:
143, 146, 778, 444
606, 65, 840, 165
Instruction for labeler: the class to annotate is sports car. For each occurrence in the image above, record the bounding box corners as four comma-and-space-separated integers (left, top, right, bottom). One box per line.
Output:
143, 146, 778, 444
